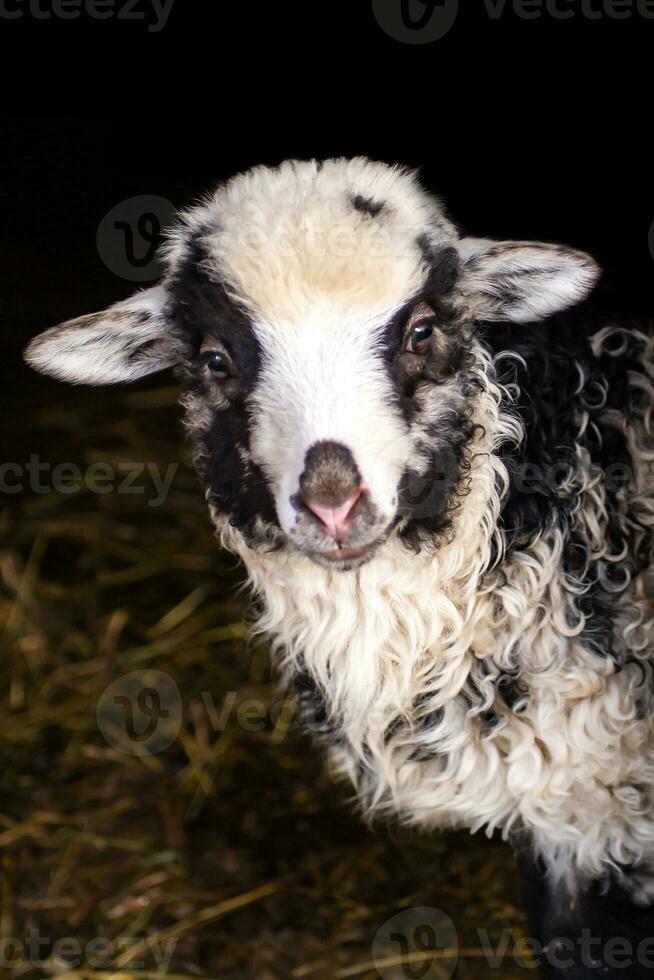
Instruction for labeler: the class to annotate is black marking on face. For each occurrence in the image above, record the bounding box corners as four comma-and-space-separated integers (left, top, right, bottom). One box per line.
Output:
379, 245, 462, 386
416, 240, 461, 296
370, 242, 477, 547
202, 412, 279, 539
170, 236, 260, 385
169, 233, 279, 542
397, 418, 481, 551
351, 194, 385, 218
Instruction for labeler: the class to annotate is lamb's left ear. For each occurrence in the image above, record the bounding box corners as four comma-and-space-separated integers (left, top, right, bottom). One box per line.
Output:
24, 285, 175, 385
455, 238, 600, 323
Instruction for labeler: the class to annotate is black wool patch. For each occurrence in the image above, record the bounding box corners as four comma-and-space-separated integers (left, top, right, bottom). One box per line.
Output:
351, 194, 385, 218
486, 310, 654, 664
168, 232, 279, 541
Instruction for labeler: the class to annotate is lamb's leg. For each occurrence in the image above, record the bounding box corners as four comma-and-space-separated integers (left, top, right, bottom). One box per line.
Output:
516, 849, 654, 979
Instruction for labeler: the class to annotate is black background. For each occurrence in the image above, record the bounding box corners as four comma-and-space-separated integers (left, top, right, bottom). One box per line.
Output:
2, 1, 652, 384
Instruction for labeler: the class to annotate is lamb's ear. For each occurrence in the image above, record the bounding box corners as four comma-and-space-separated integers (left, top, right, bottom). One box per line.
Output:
24, 285, 175, 385
455, 238, 600, 323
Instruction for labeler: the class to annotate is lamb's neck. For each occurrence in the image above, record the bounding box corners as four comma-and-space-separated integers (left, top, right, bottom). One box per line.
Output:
225, 477, 498, 732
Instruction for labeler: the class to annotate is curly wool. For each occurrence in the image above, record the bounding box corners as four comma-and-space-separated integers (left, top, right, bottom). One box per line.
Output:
217, 327, 654, 903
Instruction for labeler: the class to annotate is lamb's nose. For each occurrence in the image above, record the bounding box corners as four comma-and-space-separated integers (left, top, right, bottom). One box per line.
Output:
303, 487, 363, 541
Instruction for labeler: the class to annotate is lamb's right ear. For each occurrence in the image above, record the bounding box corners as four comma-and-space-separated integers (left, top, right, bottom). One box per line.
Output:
24, 285, 175, 385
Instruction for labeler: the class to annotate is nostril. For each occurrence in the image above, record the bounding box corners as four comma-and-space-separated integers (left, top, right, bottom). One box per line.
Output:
302, 486, 364, 540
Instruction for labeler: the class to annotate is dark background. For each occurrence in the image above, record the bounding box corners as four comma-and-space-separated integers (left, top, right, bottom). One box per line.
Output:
0, 5, 653, 978
2, 3, 653, 382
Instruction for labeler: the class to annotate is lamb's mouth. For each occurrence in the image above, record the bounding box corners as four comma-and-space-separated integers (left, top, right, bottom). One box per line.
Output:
304, 540, 381, 571
323, 545, 369, 562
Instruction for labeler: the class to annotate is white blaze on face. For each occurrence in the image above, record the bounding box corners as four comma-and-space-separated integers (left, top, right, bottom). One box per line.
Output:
248, 302, 411, 536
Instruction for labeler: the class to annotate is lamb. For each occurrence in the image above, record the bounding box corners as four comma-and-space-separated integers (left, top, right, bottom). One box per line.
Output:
25, 158, 654, 977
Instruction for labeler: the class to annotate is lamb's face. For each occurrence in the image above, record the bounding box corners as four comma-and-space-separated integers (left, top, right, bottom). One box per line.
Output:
167, 160, 474, 569
171, 243, 469, 570
25, 158, 600, 571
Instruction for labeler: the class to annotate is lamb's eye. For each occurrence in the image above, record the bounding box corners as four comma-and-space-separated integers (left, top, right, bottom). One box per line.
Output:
206, 352, 230, 379
406, 319, 434, 355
